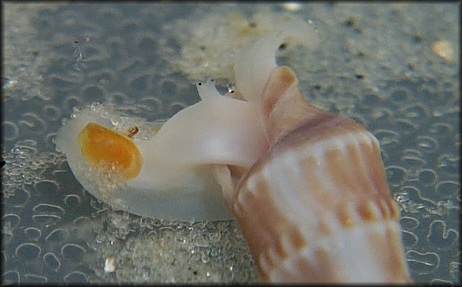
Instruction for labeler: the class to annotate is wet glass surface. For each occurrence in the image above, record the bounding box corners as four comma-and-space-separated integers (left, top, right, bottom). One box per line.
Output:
2, 3, 460, 284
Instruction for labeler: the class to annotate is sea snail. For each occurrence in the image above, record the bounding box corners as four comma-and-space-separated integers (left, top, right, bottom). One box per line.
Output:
55, 30, 411, 282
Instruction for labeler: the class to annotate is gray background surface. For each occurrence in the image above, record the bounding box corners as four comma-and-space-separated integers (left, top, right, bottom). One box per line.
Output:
2, 3, 460, 284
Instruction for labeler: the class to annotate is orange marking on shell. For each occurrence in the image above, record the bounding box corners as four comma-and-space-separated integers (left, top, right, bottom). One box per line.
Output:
287, 226, 308, 251
378, 198, 391, 219
358, 200, 379, 222
386, 197, 400, 220
337, 204, 355, 228
78, 122, 142, 180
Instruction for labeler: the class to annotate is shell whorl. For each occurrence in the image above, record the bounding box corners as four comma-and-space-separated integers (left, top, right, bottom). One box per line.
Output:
216, 66, 411, 282
232, 116, 409, 282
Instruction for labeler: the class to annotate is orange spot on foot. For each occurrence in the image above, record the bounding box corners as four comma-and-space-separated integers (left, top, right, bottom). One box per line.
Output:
78, 122, 142, 179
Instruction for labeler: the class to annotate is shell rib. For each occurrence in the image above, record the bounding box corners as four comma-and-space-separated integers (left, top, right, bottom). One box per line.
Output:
214, 66, 411, 282
233, 120, 409, 282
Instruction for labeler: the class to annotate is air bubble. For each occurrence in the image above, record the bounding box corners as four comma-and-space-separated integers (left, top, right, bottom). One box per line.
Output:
418, 169, 437, 187
5, 188, 30, 207
111, 115, 121, 126
63, 271, 88, 283
34, 180, 60, 196
2, 214, 21, 229
1, 270, 20, 284
15, 243, 41, 260
389, 87, 411, 103
429, 122, 452, 136
417, 136, 439, 154
33, 204, 65, 217
64, 194, 82, 208
402, 230, 418, 248
32, 214, 62, 227
2, 121, 19, 141
66, 96, 83, 113
395, 118, 418, 135
435, 181, 459, 199
399, 216, 419, 230
42, 105, 62, 121
23, 274, 47, 283
407, 250, 440, 275
386, 166, 407, 187
24, 227, 42, 241
61, 244, 86, 262
43, 252, 61, 271
82, 85, 104, 102
394, 191, 410, 203
400, 154, 426, 179
45, 228, 69, 243
401, 103, 429, 120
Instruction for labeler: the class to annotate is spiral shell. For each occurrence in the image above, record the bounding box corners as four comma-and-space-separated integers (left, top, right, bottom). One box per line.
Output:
233, 121, 409, 282
214, 66, 411, 283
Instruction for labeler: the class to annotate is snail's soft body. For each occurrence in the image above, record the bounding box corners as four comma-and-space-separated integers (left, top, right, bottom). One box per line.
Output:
55, 24, 411, 282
